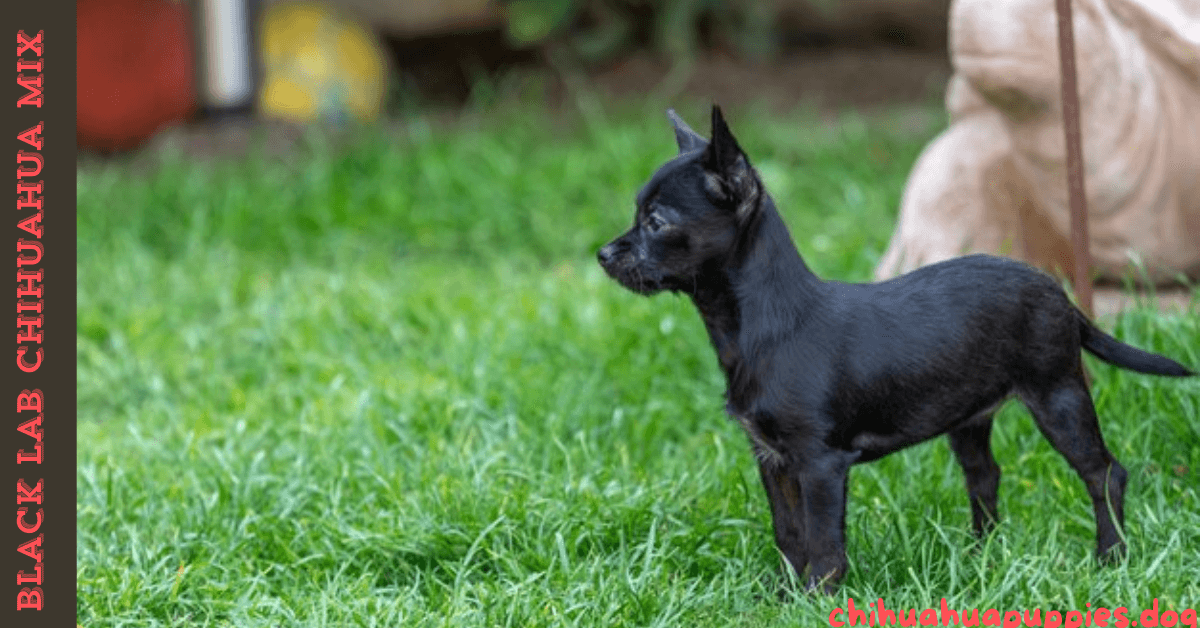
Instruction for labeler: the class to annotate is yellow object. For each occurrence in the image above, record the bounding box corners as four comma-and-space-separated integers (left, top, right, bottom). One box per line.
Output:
258, 1, 388, 122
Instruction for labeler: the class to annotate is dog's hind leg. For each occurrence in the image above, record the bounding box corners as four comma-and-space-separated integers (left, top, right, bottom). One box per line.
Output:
948, 417, 1001, 537
1020, 376, 1128, 561
758, 459, 808, 580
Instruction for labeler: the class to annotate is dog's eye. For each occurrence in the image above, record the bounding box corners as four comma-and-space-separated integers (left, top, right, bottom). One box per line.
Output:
645, 214, 666, 232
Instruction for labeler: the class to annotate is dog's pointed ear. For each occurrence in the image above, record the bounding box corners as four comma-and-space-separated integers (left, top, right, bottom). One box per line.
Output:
703, 105, 746, 173
701, 105, 760, 220
667, 108, 707, 153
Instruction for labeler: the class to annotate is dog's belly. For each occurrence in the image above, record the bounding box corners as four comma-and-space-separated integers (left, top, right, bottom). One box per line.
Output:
850, 431, 940, 462
848, 395, 1010, 463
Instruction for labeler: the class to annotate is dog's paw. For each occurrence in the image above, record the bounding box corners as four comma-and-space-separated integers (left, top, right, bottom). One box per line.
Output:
1096, 540, 1128, 565
804, 578, 840, 596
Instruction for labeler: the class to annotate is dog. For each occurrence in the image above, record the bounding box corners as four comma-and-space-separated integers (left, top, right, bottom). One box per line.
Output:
597, 105, 1195, 593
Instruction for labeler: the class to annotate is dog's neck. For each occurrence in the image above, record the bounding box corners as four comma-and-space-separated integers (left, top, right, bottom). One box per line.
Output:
687, 198, 823, 396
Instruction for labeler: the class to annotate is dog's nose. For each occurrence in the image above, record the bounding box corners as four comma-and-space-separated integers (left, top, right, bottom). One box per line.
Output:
597, 244, 614, 266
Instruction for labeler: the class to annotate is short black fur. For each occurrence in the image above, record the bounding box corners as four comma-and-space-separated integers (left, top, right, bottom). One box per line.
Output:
597, 106, 1196, 594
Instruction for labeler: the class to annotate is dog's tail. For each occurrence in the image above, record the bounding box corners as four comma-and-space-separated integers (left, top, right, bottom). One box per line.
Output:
1076, 309, 1195, 376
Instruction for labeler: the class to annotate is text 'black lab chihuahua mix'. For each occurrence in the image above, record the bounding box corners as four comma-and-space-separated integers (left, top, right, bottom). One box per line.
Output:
597, 106, 1195, 594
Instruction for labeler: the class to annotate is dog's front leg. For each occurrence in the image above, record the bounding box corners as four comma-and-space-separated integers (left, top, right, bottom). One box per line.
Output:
757, 458, 807, 579
798, 447, 858, 594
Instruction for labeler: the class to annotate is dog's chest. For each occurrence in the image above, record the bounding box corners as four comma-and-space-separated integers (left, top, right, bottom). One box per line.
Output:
726, 401, 785, 465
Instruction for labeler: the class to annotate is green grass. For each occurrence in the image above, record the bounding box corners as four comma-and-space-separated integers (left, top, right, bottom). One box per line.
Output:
77, 102, 1200, 627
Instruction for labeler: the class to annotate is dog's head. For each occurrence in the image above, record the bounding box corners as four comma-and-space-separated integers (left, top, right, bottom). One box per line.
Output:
597, 105, 764, 295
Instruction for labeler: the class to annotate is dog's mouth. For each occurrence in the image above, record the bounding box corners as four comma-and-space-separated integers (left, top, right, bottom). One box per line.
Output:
598, 239, 685, 295
598, 252, 668, 295
603, 262, 666, 295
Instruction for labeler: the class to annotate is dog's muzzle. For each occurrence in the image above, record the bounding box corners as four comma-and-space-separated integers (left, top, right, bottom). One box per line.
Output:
597, 239, 659, 294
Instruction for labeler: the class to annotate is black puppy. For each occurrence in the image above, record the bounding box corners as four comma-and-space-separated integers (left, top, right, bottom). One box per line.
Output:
597, 106, 1195, 593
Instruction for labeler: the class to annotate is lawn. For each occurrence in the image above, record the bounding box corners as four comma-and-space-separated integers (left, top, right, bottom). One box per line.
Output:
77, 101, 1200, 627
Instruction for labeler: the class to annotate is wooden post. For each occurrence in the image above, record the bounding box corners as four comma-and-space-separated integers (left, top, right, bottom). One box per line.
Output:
1054, 0, 1094, 316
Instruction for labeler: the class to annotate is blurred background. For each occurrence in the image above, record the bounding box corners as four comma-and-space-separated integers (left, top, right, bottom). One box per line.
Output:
76, 0, 953, 153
